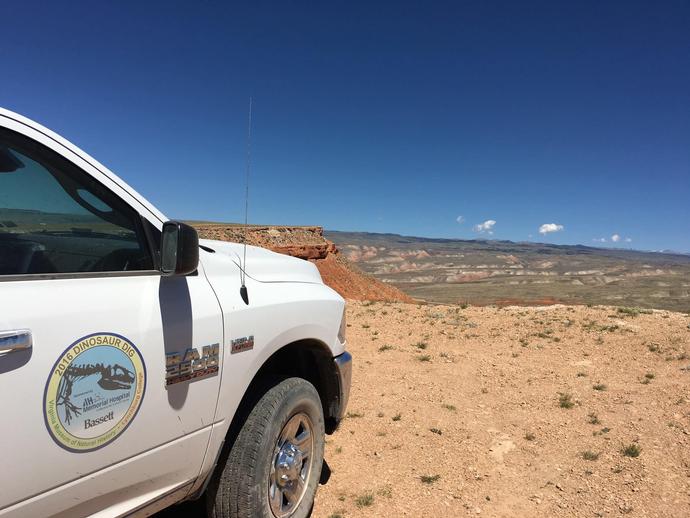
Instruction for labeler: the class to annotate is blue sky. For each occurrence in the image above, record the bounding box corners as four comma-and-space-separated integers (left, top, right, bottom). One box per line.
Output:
2, 1, 688, 251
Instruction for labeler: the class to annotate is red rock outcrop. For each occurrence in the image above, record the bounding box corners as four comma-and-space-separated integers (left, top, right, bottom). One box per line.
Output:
192, 223, 413, 303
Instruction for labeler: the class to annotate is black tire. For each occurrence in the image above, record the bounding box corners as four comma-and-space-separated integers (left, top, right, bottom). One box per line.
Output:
206, 377, 325, 518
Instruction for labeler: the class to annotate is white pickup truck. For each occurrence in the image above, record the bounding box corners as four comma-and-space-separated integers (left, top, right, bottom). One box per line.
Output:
0, 108, 351, 518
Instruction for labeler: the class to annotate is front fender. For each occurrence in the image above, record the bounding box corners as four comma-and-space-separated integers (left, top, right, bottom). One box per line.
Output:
199, 250, 345, 422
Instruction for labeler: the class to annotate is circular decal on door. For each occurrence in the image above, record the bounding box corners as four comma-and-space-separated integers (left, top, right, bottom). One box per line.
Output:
43, 333, 146, 453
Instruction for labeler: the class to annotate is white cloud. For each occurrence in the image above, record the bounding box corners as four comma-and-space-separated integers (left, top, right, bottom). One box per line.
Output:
539, 223, 564, 235
473, 220, 496, 234
456, 215, 465, 224
594, 235, 631, 245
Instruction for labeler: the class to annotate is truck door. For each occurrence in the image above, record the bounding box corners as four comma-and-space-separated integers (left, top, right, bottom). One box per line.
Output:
0, 125, 223, 517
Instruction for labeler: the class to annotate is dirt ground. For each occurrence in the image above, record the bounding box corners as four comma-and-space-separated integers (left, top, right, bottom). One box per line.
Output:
314, 302, 690, 518
159, 301, 690, 517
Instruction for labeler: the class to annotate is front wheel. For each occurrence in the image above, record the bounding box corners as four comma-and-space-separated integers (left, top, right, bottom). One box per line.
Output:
207, 378, 325, 518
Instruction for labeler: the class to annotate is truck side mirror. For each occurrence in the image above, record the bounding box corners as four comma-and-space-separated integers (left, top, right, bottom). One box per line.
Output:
160, 221, 199, 276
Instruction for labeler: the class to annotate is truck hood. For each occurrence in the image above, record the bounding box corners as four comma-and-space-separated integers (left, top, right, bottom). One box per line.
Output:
199, 238, 324, 284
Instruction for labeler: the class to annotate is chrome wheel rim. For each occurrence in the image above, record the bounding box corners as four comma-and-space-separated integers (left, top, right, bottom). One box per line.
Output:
268, 412, 314, 517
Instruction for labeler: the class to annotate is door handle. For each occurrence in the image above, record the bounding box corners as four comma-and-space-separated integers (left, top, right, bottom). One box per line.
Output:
0, 330, 33, 354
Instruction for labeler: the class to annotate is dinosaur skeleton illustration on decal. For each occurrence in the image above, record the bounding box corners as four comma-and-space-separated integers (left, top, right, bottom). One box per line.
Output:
56, 363, 135, 425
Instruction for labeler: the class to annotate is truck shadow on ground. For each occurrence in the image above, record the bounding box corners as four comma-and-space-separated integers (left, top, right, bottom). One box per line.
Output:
153, 461, 330, 517
153, 500, 315, 518
153, 499, 206, 517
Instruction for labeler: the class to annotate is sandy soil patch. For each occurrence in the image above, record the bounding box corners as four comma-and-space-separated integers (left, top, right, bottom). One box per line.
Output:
314, 302, 690, 517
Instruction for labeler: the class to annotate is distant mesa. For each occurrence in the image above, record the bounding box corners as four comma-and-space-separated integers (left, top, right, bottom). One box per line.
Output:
322, 230, 690, 313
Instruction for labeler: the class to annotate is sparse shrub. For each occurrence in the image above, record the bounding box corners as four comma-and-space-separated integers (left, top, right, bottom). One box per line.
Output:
414, 341, 428, 350
600, 324, 619, 332
593, 383, 607, 391
429, 427, 442, 435
559, 392, 575, 409
378, 344, 393, 352
392, 413, 402, 421
582, 450, 600, 461
587, 412, 601, 425
417, 354, 431, 362
645, 372, 655, 379
524, 432, 536, 441
577, 372, 588, 377
442, 403, 457, 411
593, 427, 611, 436
362, 324, 370, 329
617, 307, 652, 317
355, 492, 374, 507
346, 411, 364, 419
621, 444, 641, 458
582, 320, 598, 331
420, 474, 441, 484
377, 485, 392, 498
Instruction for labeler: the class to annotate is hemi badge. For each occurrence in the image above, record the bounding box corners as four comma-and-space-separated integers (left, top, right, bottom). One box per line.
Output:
231, 336, 254, 354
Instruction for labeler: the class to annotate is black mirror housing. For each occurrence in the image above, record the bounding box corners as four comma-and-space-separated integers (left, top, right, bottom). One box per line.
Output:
160, 221, 199, 276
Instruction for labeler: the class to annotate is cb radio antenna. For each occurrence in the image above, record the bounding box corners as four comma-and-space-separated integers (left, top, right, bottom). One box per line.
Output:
240, 96, 252, 305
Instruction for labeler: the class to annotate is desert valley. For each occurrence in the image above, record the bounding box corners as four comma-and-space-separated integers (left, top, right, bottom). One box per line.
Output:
327, 231, 690, 313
